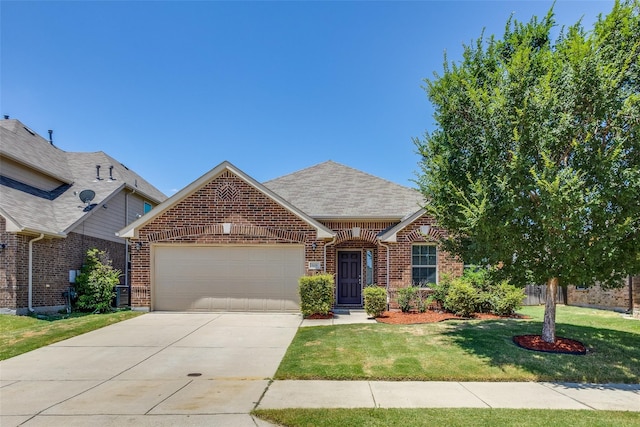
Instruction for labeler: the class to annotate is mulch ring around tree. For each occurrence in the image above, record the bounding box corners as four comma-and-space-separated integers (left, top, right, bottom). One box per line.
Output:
513, 335, 587, 355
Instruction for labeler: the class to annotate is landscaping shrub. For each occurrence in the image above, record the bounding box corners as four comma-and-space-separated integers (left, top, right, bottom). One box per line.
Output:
444, 280, 478, 317
461, 269, 493, 313
363, 285, 387, 318
490, 282, 525, 316
396, 286, 417, 312
427, 275, 452, 309
298, 274, 334, 317
74, 248, 121, 313
414, 288, 430, 313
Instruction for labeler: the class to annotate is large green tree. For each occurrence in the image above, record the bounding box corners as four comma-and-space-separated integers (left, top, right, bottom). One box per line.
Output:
416, 1, 640, 342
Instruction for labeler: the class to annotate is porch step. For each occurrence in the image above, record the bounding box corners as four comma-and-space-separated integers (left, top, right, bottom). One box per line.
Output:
332, 308, 351, 315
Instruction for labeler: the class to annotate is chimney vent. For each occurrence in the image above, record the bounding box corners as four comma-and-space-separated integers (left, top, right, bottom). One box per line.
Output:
48, 130, 53, 145
3, 115, 8, 120
108, 165, 115, 182
95, 165, 102, 181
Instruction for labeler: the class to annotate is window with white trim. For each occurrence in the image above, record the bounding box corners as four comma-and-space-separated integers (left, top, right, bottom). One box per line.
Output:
412, 244, 437, 287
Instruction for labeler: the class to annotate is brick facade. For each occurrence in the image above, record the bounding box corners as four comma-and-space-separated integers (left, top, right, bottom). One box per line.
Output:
129, 171, 318, 308
0, 213, 126, 313
128, 169, 465, 310
567, 279, 635, 313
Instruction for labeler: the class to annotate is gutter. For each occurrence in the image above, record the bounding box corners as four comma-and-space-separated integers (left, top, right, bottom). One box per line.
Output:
378, 241, 391, 311
28, 233, 45, 313
323, 237, 337, 274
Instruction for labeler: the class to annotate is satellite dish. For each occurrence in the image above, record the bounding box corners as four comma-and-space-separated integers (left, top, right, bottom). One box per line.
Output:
78, 189, 96, 204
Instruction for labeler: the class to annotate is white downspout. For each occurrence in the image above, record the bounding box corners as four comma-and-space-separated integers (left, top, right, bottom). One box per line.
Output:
378, 241, 391, 311
323, 237, 337, 273
28, 233, 45, 313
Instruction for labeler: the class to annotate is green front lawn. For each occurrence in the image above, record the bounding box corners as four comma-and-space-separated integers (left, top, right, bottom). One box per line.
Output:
275, 306, 640, 383
0, 310, 142, 360
253, 408, 640, 427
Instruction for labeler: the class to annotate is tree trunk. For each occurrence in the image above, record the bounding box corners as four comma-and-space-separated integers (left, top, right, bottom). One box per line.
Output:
542, 277, 559, 343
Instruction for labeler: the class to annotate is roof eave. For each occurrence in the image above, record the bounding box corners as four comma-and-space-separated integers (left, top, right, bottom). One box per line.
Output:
122, 184, 165, 205
313, 215, 406, 222
378, 209, 427, 242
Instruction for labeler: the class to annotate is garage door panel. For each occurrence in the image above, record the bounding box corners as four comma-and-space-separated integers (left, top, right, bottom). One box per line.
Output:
153, 246, 303, 312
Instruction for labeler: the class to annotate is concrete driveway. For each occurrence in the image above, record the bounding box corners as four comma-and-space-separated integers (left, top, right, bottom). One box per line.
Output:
0, 312, 302, 427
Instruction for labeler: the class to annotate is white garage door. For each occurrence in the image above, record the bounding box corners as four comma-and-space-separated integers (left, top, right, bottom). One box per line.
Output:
153, 245, 304, 312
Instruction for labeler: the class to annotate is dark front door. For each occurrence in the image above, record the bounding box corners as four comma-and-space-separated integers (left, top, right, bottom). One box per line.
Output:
337, 251, 362, 305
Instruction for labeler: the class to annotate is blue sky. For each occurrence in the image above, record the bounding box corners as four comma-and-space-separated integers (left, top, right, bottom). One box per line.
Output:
2, 1, 614, 196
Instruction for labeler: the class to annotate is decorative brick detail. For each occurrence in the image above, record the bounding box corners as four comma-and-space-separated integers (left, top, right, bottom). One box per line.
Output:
333, 228, 378, 244
215, 179, 239, 201
146, 224, 305, 243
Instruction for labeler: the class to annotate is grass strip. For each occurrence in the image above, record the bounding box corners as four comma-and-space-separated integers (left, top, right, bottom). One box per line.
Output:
253, 408, 640, 427
0, 310, 142, 360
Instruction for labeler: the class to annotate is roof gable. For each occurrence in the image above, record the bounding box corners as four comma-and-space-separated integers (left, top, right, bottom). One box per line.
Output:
263, 160, 425, 220
0, 119, 166, 236
118, 161, 335, 239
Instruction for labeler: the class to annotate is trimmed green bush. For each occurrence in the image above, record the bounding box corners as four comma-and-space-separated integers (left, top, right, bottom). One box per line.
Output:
363, 286, 387, 318
298, 274, 334, 317
74, 248, 121, 313
396, 286, 417, 313
444, 280, 478, 317
414, 288, 430, 313
490, 282, 525, 316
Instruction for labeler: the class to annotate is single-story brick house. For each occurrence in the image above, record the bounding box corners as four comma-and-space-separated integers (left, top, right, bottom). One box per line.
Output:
0, 118, 166, 314
119, 160, 464, 312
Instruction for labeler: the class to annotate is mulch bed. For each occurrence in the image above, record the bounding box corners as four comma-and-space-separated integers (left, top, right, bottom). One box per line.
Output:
513, 334, 587, 355
304, 312, 334, 319
375, 310, 526, 324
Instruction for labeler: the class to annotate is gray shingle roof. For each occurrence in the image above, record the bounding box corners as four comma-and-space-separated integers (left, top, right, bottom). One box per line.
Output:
0, 119, 166, 236
263, 161, 424, 220
0, 119, 72, 183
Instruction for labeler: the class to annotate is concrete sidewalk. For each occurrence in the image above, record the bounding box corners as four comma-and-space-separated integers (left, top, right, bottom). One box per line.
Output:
2, 310, 638, 427
258, 380, 640, 411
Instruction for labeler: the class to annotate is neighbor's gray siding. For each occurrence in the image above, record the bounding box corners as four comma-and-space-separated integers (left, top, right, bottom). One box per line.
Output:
0, 157, 64, 191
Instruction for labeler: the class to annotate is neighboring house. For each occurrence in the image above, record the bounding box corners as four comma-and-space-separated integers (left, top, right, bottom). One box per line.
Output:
119, 160, 464, 312
0, 118, 166, 314
567, 277, 640, 316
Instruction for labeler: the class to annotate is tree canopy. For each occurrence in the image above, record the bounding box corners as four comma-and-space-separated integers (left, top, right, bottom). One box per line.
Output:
416, 1, 639, 341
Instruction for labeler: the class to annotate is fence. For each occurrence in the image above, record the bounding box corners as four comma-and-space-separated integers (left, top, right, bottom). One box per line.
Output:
523, 284, 565, 305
